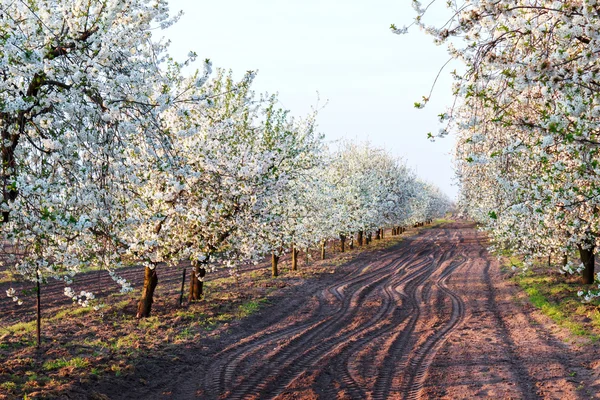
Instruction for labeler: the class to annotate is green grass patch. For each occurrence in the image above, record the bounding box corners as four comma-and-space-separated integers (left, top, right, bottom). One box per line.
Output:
0, 305, 94, 337
174, 326, 197, 340
53, 306, 92, 320
237, 298, 268, 318
0, 381, 17, 392
42, 357, 89, 371
138, 316, 161, 330
510, 265, 600, 341
0, 320, 36, 336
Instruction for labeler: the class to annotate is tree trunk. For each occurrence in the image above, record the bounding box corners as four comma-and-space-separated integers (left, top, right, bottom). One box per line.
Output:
321, 240, 326, 260
358, 231, 363, 246
188, 262, 206, 302
179, 268, 186, 306
349, 237, 354, 250
137, 266, 158, 318
272, 252, 280, 277
367, 232, 372, 245
375, 230, 381, 240
340, 234, 346, 253
36, 268, 41, 348
381, 228, 384, 239
578, 241, 595, 285
562, 252, 568, 267
291, 244, 299, 271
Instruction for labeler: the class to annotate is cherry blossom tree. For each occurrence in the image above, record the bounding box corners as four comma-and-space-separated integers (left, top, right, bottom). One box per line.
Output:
0, 0, 201, 328
398, 0, 600, 293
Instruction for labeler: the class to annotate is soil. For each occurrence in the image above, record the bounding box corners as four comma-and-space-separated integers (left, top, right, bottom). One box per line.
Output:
2, 221, 600, 399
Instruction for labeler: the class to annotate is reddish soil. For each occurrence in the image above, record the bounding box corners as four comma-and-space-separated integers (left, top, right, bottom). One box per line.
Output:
3, 221, 600, 399
107, 222, 600, 399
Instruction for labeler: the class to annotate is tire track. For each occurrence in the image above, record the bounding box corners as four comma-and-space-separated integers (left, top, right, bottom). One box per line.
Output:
400, 255, 467, 400
157, 224, 474, 400
211, 249, 430, 399
369, 249, 456, 399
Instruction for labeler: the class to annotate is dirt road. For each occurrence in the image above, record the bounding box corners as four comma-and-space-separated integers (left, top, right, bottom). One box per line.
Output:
114, 221, 593, 400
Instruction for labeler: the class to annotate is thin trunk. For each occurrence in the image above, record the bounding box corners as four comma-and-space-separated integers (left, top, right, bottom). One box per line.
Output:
578, 241, 595, 284
358, 231, 363, 246
349, 237, 354, 250
137, 266, 158, 318
36, 268, 41, 348
381, 228, 384, 239
272, 252, 279, 277
291, 244, 299, 271
188, 262, 206, 302
340, 234, 346, 253
562, 252, 568, 267
367, 232, 372, 245
321, 240, 326, 260
376, 230, 381, 240
179, 268, 186, 306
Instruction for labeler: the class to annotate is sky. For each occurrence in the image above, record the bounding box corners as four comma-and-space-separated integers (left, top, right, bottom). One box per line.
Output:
163, 0, 459, 199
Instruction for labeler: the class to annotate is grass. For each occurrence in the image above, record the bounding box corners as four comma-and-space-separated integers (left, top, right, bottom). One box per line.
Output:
503, 256, 600, 341
137, 316, 161, 330
0, 381, 16, 392
237, 298, 269, 318
0, 305, 92, 337
0, 270, 14, 284
0, 320, 36, 336
112, 333, 140, 351
43, 357, 90, 371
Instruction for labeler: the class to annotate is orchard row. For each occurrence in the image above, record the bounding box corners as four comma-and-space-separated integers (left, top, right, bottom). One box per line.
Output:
1, 0, 451, 328
400, 0, 600, 299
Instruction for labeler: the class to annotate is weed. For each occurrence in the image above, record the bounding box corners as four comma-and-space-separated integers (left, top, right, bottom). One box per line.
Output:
138, 316, 161, 330
42, 357, 89, 371
237, 298, 268, 318
110, 364, 122, 377
0, 320, 36, 336
0, 381, 17, 392
175, 326, 195, 340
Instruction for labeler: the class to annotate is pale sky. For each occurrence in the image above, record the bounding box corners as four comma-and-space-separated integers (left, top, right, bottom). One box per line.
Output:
163, 0, 459, 198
